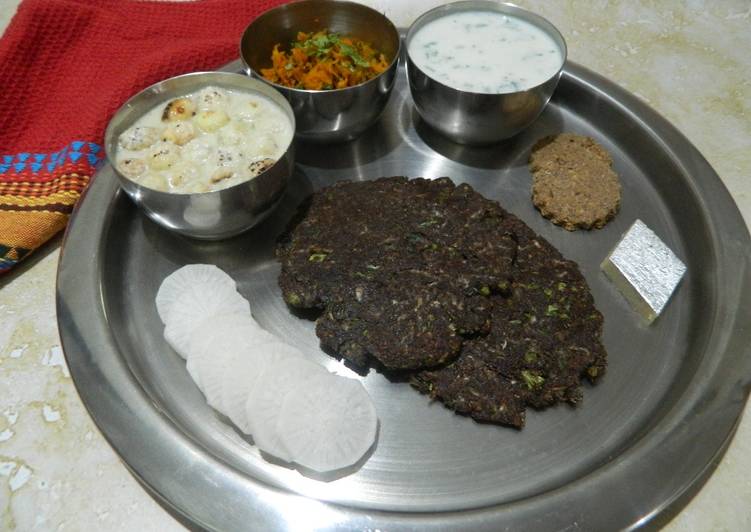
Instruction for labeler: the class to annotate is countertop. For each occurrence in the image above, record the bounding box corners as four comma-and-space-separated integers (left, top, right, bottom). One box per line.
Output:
1, 0, 750, 530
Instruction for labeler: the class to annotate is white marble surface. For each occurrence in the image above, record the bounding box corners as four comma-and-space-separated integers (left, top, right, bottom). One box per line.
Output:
1, 0, 750, 530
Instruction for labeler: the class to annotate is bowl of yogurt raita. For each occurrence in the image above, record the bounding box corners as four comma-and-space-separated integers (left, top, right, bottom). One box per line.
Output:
406, 1, 567, 144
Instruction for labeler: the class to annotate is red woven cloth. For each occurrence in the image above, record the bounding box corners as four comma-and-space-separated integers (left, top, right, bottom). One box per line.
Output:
0, 0, 287, 274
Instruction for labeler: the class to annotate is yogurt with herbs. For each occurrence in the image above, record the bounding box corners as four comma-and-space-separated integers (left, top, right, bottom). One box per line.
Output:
408, 10, 563, 94
116, 86, 293, 194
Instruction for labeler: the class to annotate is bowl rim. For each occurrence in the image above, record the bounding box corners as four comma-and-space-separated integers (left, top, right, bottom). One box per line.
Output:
404, 0, 568, 96
239, 0, 402, 96
104, 71, 296, 198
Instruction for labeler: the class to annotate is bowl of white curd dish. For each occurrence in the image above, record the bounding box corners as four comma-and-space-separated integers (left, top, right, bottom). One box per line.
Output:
105, 72, 295, 240
406, 1, 566, 145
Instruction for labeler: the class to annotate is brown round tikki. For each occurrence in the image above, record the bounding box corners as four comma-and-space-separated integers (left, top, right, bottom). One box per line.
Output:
529, 133, 621, 231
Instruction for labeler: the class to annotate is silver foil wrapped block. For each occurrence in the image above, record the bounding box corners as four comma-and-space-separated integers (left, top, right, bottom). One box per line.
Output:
601, 219, 686, 323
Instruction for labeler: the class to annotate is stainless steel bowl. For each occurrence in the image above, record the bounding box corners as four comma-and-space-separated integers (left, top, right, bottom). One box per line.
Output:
240, 0, 401, 143
104, 72, 295, 240
406, 1, 567, 145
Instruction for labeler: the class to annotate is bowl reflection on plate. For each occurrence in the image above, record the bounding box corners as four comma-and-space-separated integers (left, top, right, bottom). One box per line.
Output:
104, 71, 295, 240
240, 0, 401, 143
405, 0, 567, 145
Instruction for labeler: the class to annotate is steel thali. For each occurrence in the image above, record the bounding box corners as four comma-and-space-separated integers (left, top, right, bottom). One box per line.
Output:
57, 58, 751, 530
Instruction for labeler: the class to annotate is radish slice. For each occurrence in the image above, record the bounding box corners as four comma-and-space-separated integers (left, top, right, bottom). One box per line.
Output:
185, 313, 266, 389
218, 351, 274, 434
218, 343, 294, 434
187, 313, 268, 361
156, 264, 381, 474
277, 374, 378, 472
244, 350, 330, 462
163, 284, 250, 359
198, 350, 251, 417
188, 347, 238, 409
186, 313, 276, 409
156, 264, 236, 324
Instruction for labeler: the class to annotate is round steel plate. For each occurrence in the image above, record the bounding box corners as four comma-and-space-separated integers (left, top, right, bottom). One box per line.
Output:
57, 59, 751, 531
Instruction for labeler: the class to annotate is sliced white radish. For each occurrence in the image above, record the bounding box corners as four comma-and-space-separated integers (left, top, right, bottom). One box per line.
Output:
187, 313, 275, 366
214, 329, 286, 421
244, 351, 330, 462
277, 373, 378, 472
163, 284, 250, 359
206, 330, 279, 417
185, 313, 266, 389
194, 348, 247, 412
155, 264, 236, 324
186, 313, 275, 409
217, 347, 280, 434
156, 264, 380, 474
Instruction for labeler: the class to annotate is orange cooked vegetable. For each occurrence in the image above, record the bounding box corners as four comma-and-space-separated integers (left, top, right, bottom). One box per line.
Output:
261, 30, 390, 90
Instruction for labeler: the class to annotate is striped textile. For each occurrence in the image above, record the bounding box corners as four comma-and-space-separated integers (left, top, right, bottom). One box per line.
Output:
0, 142, 98, 272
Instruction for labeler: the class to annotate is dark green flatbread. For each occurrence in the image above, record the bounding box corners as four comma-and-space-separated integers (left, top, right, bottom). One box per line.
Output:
277, 177, 516, 369
412, 223, 606, 427
276, 176, 607, 427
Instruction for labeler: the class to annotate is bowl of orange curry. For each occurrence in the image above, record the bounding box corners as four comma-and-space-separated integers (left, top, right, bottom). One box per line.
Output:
240, 0, 401, 143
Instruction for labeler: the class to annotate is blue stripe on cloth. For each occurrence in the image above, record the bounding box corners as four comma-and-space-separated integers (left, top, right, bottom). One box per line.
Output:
0, 141, 103, 176
0, 258, 18, 272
